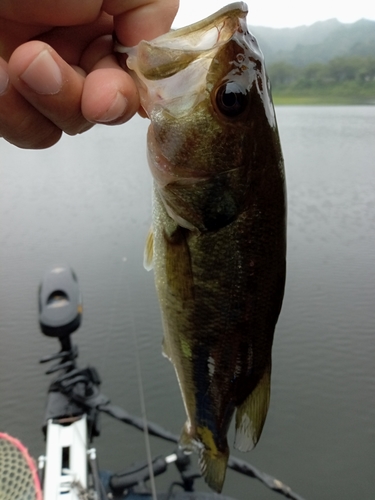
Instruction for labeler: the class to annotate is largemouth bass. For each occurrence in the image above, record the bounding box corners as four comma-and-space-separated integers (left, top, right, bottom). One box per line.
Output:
119, 2, 286, 492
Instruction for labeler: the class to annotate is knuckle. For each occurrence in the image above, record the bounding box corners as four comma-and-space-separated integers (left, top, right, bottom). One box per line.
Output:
0, 98, 60, 149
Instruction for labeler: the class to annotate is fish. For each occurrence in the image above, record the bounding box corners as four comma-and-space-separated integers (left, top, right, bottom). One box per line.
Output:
119, 2, 286, 493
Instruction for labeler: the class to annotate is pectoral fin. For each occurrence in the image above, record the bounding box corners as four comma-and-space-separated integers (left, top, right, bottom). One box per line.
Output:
234, 363, 271, 452
143, 227, 154, 271
163, 226, 194, 302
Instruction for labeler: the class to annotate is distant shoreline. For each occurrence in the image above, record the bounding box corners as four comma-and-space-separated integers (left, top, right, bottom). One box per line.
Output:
273, 95, 375, 105
271, 78, 375, 105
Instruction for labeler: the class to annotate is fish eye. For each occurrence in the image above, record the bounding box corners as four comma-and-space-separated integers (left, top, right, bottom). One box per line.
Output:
215, 82, 248, 118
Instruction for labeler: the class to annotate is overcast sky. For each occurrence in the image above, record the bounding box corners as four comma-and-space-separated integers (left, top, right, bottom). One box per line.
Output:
173, 0, 375, 28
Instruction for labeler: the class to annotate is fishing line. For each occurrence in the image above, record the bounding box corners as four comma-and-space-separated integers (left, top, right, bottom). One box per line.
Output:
72, 254, 157, 498
90, 255, 156, 498
98, 258, 128, 384
117, 255, 158, 500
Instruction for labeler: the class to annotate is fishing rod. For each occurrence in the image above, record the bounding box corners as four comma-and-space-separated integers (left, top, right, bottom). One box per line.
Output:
42, 353, 306, 500
34, 265, 307, 500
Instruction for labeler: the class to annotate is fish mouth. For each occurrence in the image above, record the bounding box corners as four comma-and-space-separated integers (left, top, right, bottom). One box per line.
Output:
119, 2, 250, 117
117, 3, 248, 63
140, 2, 248, 53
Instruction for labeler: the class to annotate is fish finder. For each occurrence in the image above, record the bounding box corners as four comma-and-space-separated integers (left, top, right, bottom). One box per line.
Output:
38, 265, 82, 351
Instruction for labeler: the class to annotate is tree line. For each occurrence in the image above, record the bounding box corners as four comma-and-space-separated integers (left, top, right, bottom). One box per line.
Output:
267, 55, 375, 90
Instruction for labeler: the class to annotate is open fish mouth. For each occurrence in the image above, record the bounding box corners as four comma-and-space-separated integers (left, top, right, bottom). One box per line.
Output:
114, 2, 272, 122
115, 2, 249, 60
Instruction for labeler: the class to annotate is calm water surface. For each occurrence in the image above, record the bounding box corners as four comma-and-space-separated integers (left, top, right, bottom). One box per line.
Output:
1, 107, 374, 500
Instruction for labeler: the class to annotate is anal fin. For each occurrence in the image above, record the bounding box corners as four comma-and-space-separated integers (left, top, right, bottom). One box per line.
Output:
234, 363, 271, 452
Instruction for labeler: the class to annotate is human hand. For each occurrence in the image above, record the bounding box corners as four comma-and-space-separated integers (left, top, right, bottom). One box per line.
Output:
0, 0, 179, 149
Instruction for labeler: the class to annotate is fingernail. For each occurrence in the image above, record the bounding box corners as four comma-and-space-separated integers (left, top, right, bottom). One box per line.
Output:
96, 92, 128, 123
20, 49, 63, 95
0, 64, 9, 96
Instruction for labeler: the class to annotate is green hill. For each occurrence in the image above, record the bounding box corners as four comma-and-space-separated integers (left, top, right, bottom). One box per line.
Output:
250, 19, 375, 66
249, 19, 375, 104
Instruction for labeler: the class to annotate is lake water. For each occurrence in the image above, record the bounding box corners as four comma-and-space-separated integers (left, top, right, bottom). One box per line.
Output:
0, 106, 374, 500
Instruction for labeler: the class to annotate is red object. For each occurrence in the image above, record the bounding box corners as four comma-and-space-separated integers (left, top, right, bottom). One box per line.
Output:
0, 432, 42, 500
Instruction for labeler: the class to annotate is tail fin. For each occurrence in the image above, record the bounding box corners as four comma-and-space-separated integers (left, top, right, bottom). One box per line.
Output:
180, 423, 229, 493
199, 446, 229, 493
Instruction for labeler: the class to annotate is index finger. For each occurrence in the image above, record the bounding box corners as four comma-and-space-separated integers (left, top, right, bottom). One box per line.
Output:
107, 0, 179, 46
